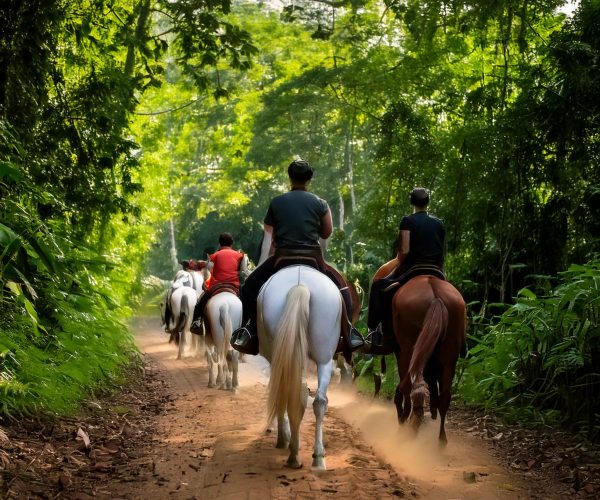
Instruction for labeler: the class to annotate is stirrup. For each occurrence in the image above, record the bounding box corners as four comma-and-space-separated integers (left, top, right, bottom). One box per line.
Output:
190, 319, 203, 335
348, 327, 365, 351
362, 325, 392, 355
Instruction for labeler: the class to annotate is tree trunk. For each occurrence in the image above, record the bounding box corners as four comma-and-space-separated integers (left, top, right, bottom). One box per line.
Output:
170, 217, 179, 273
124, 0, 151, 78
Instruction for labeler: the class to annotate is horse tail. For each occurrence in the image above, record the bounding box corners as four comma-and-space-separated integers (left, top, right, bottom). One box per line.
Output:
408, 297, 448, 386
267, 285, 310, 426
219, 302, 232, 361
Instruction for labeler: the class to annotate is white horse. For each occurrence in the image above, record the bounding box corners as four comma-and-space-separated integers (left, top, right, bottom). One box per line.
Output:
259, 265, 342, 470
166, 286, 199, 360
161, 264, 208, 359
204, 291, 243, 390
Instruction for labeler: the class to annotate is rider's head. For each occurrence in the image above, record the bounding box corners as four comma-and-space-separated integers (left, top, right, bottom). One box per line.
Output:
219, 232, 234, 247
410, 187, 430, 209
288, 158, 314, 184
180, 260, 191, 270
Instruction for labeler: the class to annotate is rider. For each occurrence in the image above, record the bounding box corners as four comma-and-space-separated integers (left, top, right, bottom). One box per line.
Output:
363, 187, 446, 353
230, 158, 365, 355
193, 232, 245, 325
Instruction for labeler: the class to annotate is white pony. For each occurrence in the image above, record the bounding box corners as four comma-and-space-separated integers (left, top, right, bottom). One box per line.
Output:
166, 286, 200, 360
202, 254, 247, 389
162, 265, 207, 360
204, 291, 243, 390
259, 265, 342, 470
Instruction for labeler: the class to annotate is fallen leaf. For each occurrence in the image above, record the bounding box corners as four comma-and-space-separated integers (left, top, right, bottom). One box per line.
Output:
68, 454, 87, 467
527, 459, 536, 469
76, 428, 91, 450
583, 484, 594, 494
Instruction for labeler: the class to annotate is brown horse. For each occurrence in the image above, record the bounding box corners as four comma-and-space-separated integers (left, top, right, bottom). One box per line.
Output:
372, 259, 466, 446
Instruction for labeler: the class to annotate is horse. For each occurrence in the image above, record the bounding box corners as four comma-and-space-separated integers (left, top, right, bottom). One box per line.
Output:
203, 290, 243, 390
373, 258, 466, 446
258, 265, 342, 470
165, 285, 200, 360
161, 261, 209, 359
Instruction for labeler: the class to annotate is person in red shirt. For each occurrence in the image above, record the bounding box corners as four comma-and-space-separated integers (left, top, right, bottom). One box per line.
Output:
193, 233, 245, 325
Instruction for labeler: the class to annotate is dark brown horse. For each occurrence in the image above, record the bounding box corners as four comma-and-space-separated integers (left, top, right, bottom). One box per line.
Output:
373, 259, 466, 446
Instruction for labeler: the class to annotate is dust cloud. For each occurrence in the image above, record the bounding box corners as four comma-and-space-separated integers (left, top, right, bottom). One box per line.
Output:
233, 353, 523, 498
324, 375, 524, 499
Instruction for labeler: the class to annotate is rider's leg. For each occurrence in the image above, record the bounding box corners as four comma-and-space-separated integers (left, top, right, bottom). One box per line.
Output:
192, 291, 210, 329
231, 257, 276, 354
323, 267, 364, 351
364, 278, 392, 351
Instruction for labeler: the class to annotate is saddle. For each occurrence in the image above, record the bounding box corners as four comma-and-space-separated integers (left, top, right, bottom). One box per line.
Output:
382, 264, 446, 293
205, 282, 240, 297
273, 247, 326, 272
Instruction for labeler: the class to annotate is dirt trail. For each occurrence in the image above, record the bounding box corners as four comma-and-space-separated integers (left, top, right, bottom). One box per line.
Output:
113, 317, 536, 500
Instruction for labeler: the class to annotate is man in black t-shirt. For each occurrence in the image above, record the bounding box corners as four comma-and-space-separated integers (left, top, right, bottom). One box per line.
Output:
230, 159, 364, 355
363, 187, 446, 354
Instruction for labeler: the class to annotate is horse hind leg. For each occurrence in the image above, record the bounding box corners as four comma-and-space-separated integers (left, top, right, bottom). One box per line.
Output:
437, 364, 456, 448
424, 361, 440, 420
206, 347, 216, 388
409, 374, 428, 433
276, 411, 290, 449
393, 383, 405, 424
227, 349, 239, 390
311, 362, 333, 470
286, 381, 308, 469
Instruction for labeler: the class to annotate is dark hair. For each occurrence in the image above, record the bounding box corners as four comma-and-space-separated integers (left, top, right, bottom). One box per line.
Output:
219, 232, 234, 247
287, 158, 313, 183
180, 260, 191, 270
410, 187, 430, 207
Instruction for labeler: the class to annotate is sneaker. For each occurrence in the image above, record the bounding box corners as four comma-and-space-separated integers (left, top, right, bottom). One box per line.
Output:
231, 326, 259, 355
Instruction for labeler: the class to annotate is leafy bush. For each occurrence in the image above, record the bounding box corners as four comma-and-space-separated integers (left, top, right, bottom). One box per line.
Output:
459, 262, 600, 439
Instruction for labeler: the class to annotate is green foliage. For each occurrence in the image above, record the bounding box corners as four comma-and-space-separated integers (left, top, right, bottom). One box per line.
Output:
460, 262, 600, 438
0, 0, 255, 417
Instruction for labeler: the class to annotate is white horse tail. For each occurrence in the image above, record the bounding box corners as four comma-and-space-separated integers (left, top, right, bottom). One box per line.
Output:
171, 293, 190, 344
220, 302, 232, 361
267, 285, 310, 426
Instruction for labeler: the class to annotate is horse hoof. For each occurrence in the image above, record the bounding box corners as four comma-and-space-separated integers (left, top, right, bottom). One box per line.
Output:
285, 459, 302, 469
311, 457, 326, 470
207, 382, 216, 388
275, 440, 288, 449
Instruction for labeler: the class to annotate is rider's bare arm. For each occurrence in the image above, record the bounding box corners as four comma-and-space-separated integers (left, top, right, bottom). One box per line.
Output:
397, 230, 410, 263
319, 208, 333, 240
258, 223, 274, 266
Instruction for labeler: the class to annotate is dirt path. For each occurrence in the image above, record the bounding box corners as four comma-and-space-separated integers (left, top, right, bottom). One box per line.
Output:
108, 318, 536, 500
